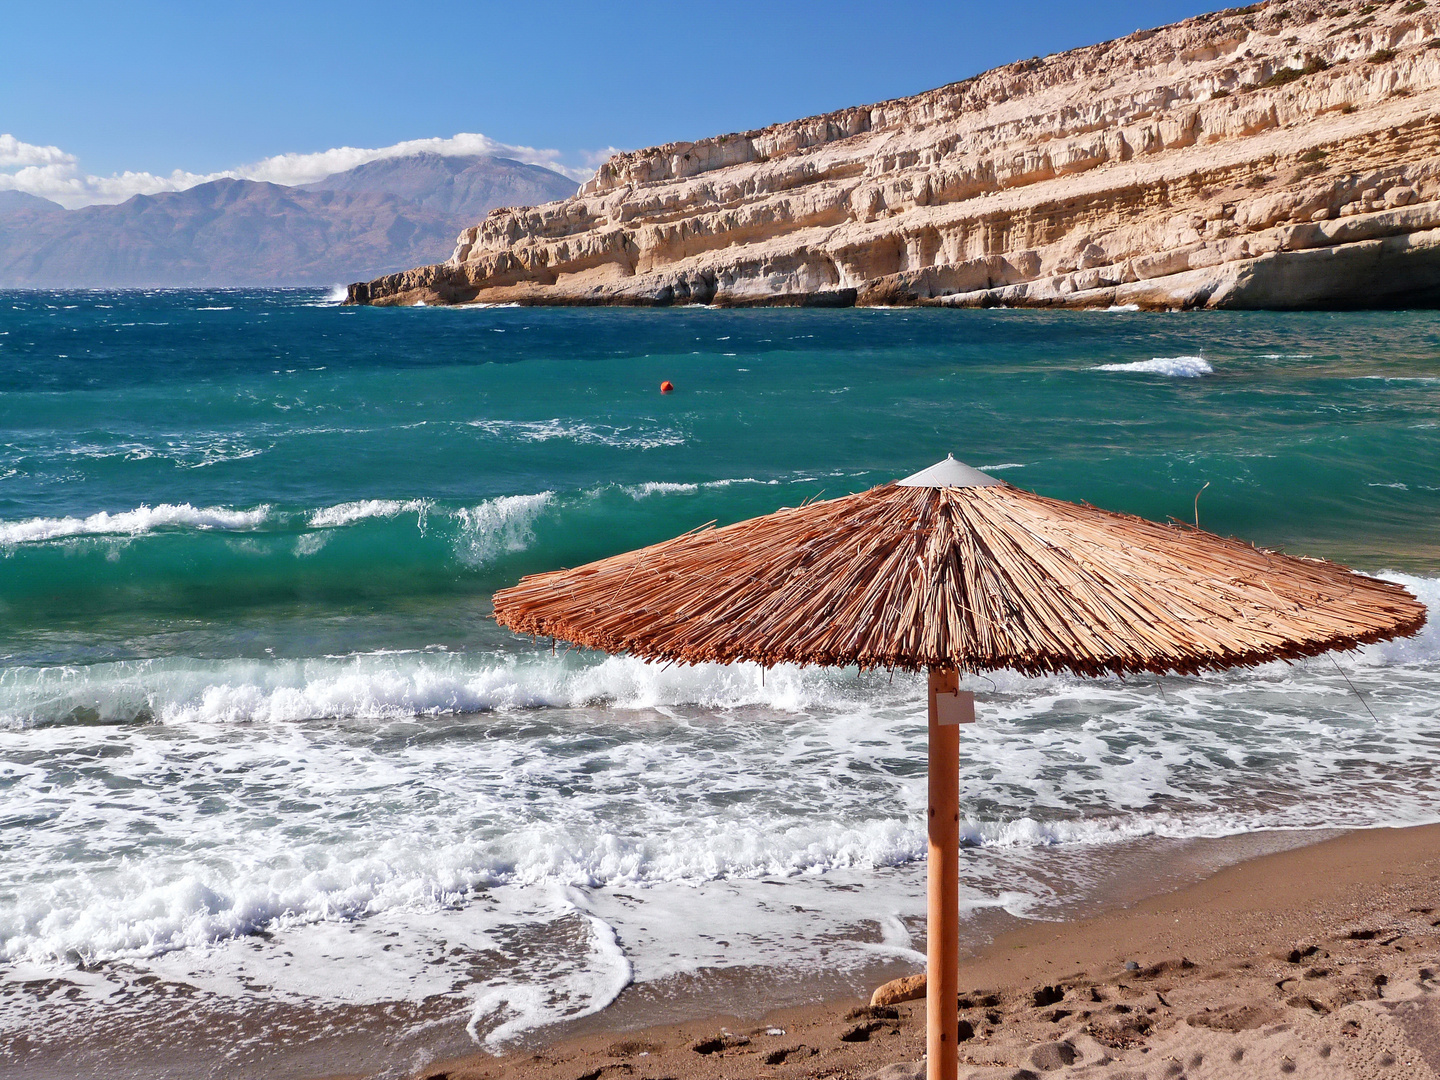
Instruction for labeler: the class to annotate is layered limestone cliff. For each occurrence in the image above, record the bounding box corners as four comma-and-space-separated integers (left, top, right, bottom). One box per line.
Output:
350, 0, 1440, 310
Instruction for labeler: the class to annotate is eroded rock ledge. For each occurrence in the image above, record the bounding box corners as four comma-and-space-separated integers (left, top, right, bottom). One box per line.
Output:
350, 0, 1440, 310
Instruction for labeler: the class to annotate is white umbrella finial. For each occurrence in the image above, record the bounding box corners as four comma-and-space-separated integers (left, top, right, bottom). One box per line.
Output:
896, 454, 1004, 488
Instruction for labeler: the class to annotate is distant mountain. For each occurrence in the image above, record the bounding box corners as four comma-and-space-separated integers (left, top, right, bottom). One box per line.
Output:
0, 190, 65, 217
0, 155, 578, 288
301, 153, 575, 218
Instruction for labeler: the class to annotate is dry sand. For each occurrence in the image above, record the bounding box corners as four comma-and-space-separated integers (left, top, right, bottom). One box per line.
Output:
402, 825, 1440, 1080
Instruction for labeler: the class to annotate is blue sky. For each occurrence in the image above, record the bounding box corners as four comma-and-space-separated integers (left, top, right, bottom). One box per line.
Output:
4, 0, 1225, 205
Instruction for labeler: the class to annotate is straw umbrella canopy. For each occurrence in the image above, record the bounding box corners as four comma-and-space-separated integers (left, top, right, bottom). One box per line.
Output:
492, 456, 1425, 1080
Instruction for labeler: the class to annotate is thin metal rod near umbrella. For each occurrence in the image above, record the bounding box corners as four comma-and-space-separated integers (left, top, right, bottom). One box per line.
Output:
493, 456, 1425, 1080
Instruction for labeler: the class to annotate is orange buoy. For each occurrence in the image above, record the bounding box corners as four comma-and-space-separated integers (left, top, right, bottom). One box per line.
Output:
660, 380, 674, 394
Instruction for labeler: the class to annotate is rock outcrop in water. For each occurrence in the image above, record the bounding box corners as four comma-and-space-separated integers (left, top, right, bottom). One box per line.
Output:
350, 1, 1440, 310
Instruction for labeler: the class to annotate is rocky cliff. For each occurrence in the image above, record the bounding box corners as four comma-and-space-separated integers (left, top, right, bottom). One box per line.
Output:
350, 1, 1440, 310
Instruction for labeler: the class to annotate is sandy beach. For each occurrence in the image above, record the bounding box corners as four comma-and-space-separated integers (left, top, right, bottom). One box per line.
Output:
410, 824, 1440, 1080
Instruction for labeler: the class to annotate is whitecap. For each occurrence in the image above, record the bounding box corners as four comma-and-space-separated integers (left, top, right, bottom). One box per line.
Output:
1094, 356, 1213, 377
47, 436, 267, 469
467, 418, 685, 450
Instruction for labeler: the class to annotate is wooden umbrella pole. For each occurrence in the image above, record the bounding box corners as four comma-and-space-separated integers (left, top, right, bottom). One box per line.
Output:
926, 668, 971, 1080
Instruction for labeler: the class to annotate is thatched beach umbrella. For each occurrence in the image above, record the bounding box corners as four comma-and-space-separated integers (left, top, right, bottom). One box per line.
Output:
493, 456, 1425, 1080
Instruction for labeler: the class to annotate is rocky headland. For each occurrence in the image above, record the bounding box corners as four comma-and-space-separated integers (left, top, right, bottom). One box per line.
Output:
351, 1, 1440, 310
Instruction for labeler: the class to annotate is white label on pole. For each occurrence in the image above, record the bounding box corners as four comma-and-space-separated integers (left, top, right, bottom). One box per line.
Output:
935, 690, 976, 726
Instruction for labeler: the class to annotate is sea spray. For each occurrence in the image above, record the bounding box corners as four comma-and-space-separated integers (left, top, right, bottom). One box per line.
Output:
452, 492, 555, 565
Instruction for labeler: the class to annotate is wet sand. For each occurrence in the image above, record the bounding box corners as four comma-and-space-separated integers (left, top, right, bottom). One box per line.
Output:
408, 824, 1440, 1080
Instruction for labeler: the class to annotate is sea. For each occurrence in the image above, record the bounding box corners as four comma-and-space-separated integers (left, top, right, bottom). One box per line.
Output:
0, 289, 1437, 1079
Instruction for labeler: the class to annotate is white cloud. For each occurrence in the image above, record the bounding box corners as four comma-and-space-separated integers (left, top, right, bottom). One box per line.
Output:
0, 134, 75, 169
234, 133, 595, 187
0, 132, 605, 209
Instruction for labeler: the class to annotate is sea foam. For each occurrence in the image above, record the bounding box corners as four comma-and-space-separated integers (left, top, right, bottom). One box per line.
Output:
467, 418, 686, 449
3, 594, 1440, 1047
467, 887, 633, 1047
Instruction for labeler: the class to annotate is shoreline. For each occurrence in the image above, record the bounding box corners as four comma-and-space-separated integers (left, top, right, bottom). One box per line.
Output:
408, 823, 1440, 1080
6, 817, 1438, 1079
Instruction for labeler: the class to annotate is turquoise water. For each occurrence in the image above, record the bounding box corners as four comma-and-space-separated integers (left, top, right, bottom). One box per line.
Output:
2, 292, 1437, 668
1, 290, 1437, 1076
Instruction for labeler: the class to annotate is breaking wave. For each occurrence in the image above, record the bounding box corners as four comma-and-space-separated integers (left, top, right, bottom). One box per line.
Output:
623, 481, 699, 498
0, 652, 851, 730
307, 498, 432, 528
0, 503, 272, 547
